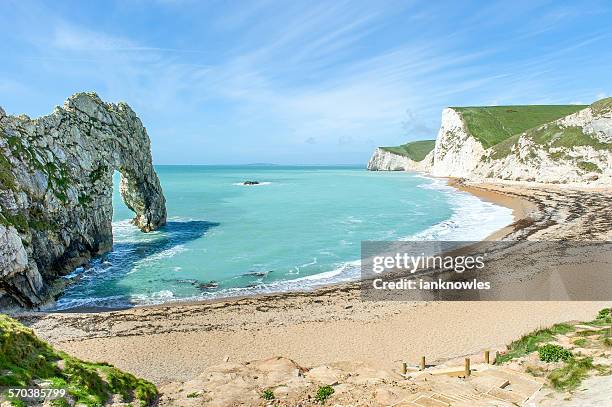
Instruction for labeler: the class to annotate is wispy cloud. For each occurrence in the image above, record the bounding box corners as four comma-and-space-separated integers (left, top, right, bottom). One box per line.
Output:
1, 0, 611, 163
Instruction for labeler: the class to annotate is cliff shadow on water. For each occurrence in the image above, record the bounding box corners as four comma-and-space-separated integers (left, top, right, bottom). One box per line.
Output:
55, 220, 220, 311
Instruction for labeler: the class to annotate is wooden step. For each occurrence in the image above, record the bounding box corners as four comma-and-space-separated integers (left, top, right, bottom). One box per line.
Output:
487, 386, 528, 405
393, 401, 423, 407
413, 395, 450, 407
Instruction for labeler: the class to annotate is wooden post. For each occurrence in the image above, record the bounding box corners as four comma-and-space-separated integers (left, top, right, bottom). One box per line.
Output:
420, 356, 426, 370
401, 362, 407, 375
484, 350, 490, 364
464, 358, 471, 377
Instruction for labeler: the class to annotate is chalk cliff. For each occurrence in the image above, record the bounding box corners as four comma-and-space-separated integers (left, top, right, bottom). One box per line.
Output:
0, 93, 166, 308
367, 147, 433, 172
368, 98, 612, 185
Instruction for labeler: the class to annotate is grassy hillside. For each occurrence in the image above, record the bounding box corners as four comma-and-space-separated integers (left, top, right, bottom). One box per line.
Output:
489, 98, 612, 159
591, 97, 612, 116
0, 314, 157, 407
452, 105, 587, 148
380, 140, 435, 162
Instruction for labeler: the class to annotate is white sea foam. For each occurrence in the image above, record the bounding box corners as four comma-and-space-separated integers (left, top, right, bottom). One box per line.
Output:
131, 290, 174, 304
410, 176, 513, 241
55, 175, 514, 309
188, 175, 513, 301
54, 295, 133, 310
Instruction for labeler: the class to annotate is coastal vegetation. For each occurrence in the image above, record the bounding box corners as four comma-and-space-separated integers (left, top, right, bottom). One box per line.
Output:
451, 105, 586, 148
315, 385, 334, 404
538, 344, 573, 362
261, 388, 275, 400
496, 309, 612, 393
591, 96, 612, 116
380, 140, 435, 162
548, 357, 596, 391
490, 122, 612, 160
0, 314, 158, 406
371, 97, 612, 182
495, 323, 574, 364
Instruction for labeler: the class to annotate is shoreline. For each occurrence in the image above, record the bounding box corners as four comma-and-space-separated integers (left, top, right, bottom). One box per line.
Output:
11, 179, 612, 386
45, 174, 520, 314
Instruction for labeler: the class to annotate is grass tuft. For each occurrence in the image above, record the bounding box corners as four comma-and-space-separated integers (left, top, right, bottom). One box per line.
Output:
548, 357, 593, 391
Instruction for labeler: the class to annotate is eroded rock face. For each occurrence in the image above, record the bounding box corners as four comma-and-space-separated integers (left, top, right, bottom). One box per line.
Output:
444, 103, 612, 184
369, 99, 612, 185
367, 148, 433, 172
0, 92, 166, 308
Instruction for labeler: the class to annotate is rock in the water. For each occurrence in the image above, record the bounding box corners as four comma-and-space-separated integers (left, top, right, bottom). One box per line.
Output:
0, 92, 166, 309
243, 180, 260, 185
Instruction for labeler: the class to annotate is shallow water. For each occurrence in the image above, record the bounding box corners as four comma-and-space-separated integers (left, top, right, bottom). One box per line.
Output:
56, 166, 512, 309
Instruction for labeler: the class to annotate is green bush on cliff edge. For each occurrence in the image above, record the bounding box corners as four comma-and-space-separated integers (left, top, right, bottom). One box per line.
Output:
0, 314, 157, 406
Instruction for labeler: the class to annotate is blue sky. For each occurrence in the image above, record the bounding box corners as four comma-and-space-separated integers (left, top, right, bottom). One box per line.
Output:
1, 0, 611, 164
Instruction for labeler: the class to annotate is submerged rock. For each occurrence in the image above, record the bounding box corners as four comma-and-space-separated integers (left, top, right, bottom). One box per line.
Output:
198, 281, 219, 290
0, 92, 166, 309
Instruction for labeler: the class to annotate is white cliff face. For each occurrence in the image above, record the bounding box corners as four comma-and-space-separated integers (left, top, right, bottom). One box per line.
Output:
431, 108, 486, 178
369, 101, 612, 185
428, 105, 612, 185
367, 148, 433, 172
0, 93, 167, 308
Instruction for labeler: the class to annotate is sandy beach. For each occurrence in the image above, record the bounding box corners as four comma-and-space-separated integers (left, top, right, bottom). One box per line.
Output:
12, 181, 612, 389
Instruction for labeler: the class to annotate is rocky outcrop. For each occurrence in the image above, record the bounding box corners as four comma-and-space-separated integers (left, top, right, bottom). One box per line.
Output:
367, 148, 433, 172
0, 92, 166, 309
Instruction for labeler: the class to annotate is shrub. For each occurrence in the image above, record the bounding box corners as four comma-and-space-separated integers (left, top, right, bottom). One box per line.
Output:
261, 389, 275, 400
496, 323, 573, 364
539, 344, 573, 363
549, 357, 593, 390
597, 308, 611, 321
315, 385, 334, 404
577, 161, 602, 173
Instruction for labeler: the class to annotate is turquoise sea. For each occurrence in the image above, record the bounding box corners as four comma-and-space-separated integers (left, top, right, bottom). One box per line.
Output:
56, 166, 513, 309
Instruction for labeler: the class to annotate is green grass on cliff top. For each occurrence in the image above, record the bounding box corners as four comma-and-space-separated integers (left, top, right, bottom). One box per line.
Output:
0, 314, 157, 406
450, 105, 587, 148
380, 140, 435, 162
